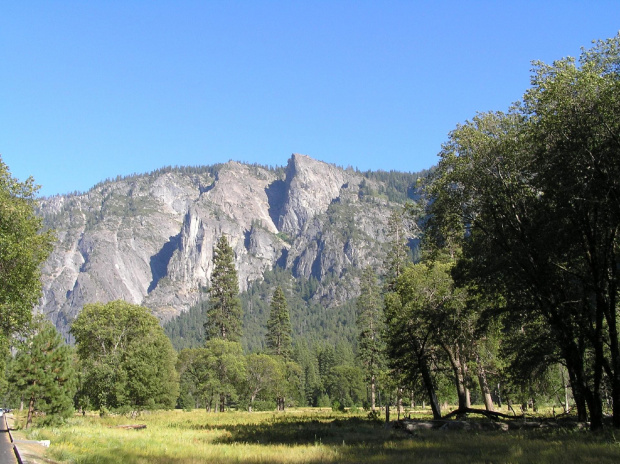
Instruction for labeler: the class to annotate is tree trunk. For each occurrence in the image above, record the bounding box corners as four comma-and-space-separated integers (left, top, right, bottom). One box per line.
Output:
219, 394, 225, 413
419, 359, 441, 419
475, 353, 494, 411
571, 379, 588, 422
26, 393, 36, 429
276, 396, 285, 411
563, 340, 589, 422
249, 394, 256, 412
590, 294, 605, 430
397, 387, 403, 420
495, 383, 502, 408
443, 343, 470, 411
584, 388, 603, 431
602, 285, 620, 428
559, 367, 570, 414
371, 375, 376, 411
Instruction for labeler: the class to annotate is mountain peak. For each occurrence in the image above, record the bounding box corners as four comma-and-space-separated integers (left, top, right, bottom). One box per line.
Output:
37, 155, 424, 339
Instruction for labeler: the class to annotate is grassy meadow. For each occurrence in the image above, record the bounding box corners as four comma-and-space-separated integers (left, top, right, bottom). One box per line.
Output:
13, 408, 620, 464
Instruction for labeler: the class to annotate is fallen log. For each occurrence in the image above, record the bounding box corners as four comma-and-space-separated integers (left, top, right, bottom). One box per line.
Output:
443, 407, 523, 421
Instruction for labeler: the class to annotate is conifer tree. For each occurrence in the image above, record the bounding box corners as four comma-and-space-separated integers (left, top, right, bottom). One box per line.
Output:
356, 266, 385, 411
266, 286, 292, 358
10, 318, 76, 428
205, 235, 242, 342
384, 209, 410, 291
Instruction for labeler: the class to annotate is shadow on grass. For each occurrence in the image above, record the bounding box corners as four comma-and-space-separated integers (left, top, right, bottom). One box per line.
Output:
213, 416, 396, 446
59, 415, 620, 464
207, 416, 620, 464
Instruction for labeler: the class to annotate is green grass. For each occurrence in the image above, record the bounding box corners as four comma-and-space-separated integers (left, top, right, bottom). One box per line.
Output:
17, 408, 620, 464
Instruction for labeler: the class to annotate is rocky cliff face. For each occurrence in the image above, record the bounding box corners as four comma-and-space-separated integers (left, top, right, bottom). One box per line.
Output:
38, 154, 420, 338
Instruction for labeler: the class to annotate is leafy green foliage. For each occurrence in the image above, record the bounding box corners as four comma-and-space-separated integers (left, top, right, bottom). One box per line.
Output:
427, 33, 620, 428
71, 301, 179, 411
241, 353, 284, 411
384, 260, 467, 418
184, 340, 246, 412
243, 267, 358, 353
0, 157, 54, 343
165, 267, 357, 354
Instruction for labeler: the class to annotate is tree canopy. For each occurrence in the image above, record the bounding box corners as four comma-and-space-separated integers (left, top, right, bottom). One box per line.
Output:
71, 300, 179, 411
0, 157, 54, 340
427, 34, 620, 429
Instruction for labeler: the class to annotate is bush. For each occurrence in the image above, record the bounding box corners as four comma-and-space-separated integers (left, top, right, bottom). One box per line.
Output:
331, 400, 345, 413
317, 394, 331, 408
253, 400, 277, 411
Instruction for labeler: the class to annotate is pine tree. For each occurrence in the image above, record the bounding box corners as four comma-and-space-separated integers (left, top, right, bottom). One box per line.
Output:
384, 209, 410, 291
9, 318, 76, 428
205, 235, 242, 342
266, 286, 292, 358
383, 210, 411, 419
356, 266, 385, 411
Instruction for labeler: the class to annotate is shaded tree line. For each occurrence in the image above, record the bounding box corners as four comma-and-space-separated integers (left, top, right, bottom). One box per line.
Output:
382, 34, 620, 429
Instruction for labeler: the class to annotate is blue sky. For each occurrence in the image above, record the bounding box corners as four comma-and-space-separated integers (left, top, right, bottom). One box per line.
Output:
2, 1, 619, 197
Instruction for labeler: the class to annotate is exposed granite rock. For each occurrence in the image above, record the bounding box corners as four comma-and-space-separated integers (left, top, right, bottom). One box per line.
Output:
278, 154, 346, 237
37, 155, 420, 338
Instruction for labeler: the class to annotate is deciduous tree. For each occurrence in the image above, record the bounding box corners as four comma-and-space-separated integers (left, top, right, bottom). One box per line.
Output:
202, 339, 246, 412
71, 301, 179, 411
0, 158, 54, 374
243, 353, 283, 411
428, 34, 620, 429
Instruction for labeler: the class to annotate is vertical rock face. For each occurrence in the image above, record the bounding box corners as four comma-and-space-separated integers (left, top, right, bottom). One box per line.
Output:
37, 155, 421, 338
278, 154, 346, 237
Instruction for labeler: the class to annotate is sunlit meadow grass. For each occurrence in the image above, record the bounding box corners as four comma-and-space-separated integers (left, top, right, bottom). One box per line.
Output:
16, 408, 620, 463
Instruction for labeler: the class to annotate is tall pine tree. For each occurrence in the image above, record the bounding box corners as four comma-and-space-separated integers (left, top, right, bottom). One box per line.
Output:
266, 286, 292, 359
384, 208, 410, 291
205, 235, 242, 342
383, 208, 411, 420
356, 266, 385, 411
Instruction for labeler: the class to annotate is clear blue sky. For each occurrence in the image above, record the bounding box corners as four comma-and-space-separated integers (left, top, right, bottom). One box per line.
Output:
2, 1, 619, 197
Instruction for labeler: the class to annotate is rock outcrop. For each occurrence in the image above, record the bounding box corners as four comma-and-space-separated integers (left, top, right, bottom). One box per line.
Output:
37, 154, 421, 338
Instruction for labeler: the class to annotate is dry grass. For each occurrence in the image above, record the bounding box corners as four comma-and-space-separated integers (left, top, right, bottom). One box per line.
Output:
14, 408, 620, 464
